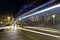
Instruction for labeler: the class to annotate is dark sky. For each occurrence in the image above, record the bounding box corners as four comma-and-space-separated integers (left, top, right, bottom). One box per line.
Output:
0, 0, 24, 12
0, 0, 50, 17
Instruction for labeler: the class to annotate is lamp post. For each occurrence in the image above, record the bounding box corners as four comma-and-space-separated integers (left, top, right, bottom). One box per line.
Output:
52, 15, 56, 26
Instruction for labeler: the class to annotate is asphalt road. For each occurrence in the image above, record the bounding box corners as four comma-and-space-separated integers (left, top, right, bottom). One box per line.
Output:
0, 28, 60, 40
0, 29, 31, 40
20, 29, 60, 40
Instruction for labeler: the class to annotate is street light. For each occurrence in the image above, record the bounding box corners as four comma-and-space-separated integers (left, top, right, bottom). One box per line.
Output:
0, 21, 3, 24
52, 15, 56, 26
52, 15, 56, 18
7, 16, 11, 20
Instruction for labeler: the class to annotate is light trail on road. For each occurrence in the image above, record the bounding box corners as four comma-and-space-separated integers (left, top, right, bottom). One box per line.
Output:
25, 27, 60, 33
18, 28, 60, 39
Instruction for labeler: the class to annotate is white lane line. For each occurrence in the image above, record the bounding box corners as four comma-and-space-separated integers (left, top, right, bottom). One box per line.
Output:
18, 28, 60, 39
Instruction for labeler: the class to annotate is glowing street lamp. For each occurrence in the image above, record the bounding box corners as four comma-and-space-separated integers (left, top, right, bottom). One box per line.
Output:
0, 21, 3, 24
7, 16, 11, 21
52, 15, 56, 18
52, 15, 56, 26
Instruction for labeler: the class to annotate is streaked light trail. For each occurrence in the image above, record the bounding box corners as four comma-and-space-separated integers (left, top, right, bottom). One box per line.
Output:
21, 0, 55, 17
19, 4, 60, 20
18, 28, 60, 39
25, 27, 60, 33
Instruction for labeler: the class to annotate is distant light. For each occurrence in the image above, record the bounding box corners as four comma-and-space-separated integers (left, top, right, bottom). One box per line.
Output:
7, 16, 11, 20
11, 24, 17, 30
0, 21, 3, 24
19, 4, 60, 20
52, 15, 56, 18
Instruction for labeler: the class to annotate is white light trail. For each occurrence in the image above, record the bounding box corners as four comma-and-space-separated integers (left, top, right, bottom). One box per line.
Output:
11, 24, 17, 31
18, 28, 60, 39
20, 0, 55, 17
19, 4, 60, 20
25, 27, 60, 33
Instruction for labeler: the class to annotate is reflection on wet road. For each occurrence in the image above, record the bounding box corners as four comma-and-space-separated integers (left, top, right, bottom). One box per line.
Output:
0, 29, 31, 40
0, 28, 60, 40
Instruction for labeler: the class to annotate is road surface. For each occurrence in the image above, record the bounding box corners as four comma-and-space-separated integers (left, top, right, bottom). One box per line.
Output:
0, 28, 60, 40
0, 29, 31, 40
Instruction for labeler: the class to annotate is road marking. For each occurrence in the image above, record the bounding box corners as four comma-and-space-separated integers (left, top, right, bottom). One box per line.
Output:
18, 28, 60, 39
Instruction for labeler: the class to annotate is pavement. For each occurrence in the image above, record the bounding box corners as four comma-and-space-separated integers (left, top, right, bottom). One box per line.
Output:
0, 26, 60, 40
0, 28, 32, 40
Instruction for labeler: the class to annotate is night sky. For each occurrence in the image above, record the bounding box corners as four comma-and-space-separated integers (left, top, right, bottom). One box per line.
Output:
0, 0, 49, 17
0, 0, 24, 14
